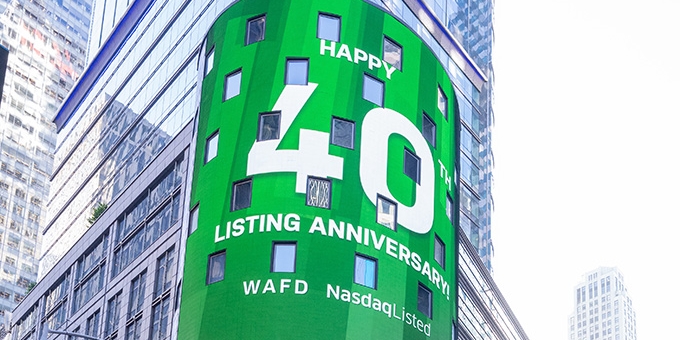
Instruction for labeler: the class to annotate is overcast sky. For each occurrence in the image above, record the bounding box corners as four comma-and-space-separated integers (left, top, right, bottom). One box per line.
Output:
491, 0, 680, 338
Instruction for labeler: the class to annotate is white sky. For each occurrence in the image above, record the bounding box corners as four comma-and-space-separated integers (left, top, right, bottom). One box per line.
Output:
492, 0, 680, 339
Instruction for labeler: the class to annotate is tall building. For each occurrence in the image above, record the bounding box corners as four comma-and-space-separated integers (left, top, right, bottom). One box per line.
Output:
569, 267, 637, 340
0, 0, 91, 316
10, 0, 524, 339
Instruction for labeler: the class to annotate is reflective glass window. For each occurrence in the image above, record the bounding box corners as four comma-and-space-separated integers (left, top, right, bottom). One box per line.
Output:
306, 177, 331, 208
285, 59, 309, 85
205, 131, 219, 163
271, 242, 296, 273
354, 254, 377, 289
383, 36, 402, 70
317, 13, 340, 42
434, 235, 445, 268
422, 112, 436, 147
205, 47, 214, 76
223, 69, 242, 101
189, 205, 199, 235
446, 194, 453, 223
232, 179, 252, 211
246, 15, 266, 45
438, 86, 448, 119
418, 283, 432, 318
376, 195, 396, 230
363, 74, 384, 107
258, 112, 281, 141
207, 251, 225, 284
331, 117, 354, 149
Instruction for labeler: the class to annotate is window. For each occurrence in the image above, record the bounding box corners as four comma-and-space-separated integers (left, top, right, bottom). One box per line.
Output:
376, 195, 396, 230
417, 283, 432, 318
207, 251, 226, 284
205, 131, 219, 163
231, 179, 252, 211
317, 13, 340, 41
445, 194, 453, 223
285, 59, 309, 85
129, 271, 146, 317
151, 295, 171, 340
437, 86, 448, 118
363, 74, 384, 106
354, 254, 377, 289
258, 112, 281, 141
189, 205, 199, 235
306, 177, 331, 208
155, 248, 175, 296
422, 112, 436, 147
331, 117, 354, 149
271, 242, 296, 273
86, 310, 101, 337
204, 47, 214, 76
246, 15, 266, 45
404, 148, 420, 184
105, 292, 122, 337
223, 69, 241, 101
383, 36, 402, 70
434, 235, 445, 268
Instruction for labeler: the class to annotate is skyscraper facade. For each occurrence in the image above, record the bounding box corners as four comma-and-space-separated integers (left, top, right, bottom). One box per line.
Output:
569, 267, 637, 340
0, 0, 90, 315
10, 0, 524, 339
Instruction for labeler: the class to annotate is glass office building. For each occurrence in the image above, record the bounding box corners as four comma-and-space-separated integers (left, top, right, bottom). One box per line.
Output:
0, 0, 91, 318
10, 0, 524, 339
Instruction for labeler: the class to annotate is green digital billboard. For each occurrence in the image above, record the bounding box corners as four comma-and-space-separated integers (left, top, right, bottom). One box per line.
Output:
178, 0, 459, 338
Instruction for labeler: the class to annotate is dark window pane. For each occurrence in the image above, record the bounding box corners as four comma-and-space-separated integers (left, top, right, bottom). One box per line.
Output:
306, 177, 331, 208
232, 180, 252, 211
383, 36, 402, 70
207, 251, 225, 284
422, 113, 436, 147
417, 283, 432, 318
331, 117, 354, 149
404, 149, 420, 184
258, 112, 280, 141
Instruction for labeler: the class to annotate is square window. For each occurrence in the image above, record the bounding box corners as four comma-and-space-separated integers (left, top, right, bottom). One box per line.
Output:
306, 177, 331, 209
434, 235, 445, 268
189, 205, 199, 235
317, 13, 340, 42
207, 251, 225, 284
258, 112, 281, 141
404, 148, 420, 184
383, 36, 402, 71
316, 13, 340, 41
417, 283, 432, 318
422, 112, 436, 147
331, 117, 354, 149
363, 74, 384, 107
354, 254, 377, 289
231, 179, 252, 211
271, 242, 296, 273
223, 69, 241, 101
285, 59, 309, 85
376, 195, 396, 230
437, 86, 448, 118
246, 15, 266, 45
205, 131, 219, 163
205, 47, 214, 76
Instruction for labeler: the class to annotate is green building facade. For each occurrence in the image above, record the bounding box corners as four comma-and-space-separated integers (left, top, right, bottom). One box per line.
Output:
179, 0, 459, 338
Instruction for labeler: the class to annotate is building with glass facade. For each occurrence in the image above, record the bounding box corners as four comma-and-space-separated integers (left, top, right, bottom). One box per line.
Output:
0, 0, 91, 319
9, 0, 524, 339
569, 267, 637, 340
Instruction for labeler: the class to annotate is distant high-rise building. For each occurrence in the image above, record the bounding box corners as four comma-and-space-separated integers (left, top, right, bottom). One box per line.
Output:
569, 267, 637, 340
0, 0, 91, 316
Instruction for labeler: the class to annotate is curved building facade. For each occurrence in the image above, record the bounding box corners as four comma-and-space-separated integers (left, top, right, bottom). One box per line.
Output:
178, 0, 459, 338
